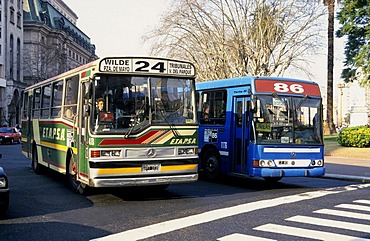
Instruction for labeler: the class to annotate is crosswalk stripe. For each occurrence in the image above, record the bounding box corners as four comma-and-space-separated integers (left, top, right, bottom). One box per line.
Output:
336, 204, 370, 212
254, 224, 370, 241
354, 200, 370, 205
286, 215, 370, 233
314, 208, 370, 220
217, 233, 276, 241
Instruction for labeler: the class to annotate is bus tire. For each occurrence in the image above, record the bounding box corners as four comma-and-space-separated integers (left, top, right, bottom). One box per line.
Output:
67, 154, 88, 195
263, 177, 283, 183
202, 149, 220, 181
32, 146, 43, 174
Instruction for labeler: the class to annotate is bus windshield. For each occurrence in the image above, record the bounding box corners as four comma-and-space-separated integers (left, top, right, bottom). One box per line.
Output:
252, 95, 322, 145
92, 74, 196, 134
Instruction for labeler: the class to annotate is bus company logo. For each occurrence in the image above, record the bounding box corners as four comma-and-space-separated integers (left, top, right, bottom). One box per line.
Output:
170, 138, 196, 145
291, 152, 296, 158
42, 127, 66, 141
147, 148, 156, 157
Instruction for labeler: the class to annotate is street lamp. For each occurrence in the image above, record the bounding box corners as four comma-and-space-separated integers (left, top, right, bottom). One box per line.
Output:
337, 83, 346, 127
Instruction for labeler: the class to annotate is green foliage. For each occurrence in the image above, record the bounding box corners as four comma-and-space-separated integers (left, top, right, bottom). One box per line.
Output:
337, 126, 370, 147
336, 0, 370, 86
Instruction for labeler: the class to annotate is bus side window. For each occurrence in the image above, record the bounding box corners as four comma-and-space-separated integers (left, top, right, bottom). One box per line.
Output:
200, 90, 226, 125
41, 85, 51, 119
32, 88, 41, 118
51, 80, 63, 117
63, 75, 79, 119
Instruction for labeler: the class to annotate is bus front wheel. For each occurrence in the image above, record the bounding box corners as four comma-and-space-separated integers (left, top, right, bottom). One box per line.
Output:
202, 149, 220, 181
67, 155, 88, 195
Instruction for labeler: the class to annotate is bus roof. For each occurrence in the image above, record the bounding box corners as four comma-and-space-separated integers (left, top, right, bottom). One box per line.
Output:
196, 76, 318, 90
25, 56, 196, 91
196, 76, 321, 97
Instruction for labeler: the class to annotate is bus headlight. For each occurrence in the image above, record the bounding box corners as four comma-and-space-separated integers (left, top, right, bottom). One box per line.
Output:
311, 159, 323, 166
178, 148, 196, 155
0, 177, 7, 188
92, 150, 121, 158
254, 160, 275, 167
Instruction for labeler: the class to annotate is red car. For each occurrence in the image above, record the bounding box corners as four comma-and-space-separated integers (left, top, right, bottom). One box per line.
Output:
0, 127, 21, 144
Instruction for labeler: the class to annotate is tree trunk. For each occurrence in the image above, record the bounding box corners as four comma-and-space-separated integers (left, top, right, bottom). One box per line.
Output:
324, 0, 336, 135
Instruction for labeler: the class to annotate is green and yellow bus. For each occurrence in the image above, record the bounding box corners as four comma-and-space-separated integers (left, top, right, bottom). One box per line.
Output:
21, 57, 198, 193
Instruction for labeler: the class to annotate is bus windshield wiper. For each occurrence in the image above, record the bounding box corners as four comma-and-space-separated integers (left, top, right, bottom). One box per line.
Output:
158, 109, 180, 138
157, 100, 180, 138
124, 102, 147, 138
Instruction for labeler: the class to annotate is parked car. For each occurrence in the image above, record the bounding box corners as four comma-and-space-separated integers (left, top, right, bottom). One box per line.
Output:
0, 127, 21, 144
0, 154, 9, 213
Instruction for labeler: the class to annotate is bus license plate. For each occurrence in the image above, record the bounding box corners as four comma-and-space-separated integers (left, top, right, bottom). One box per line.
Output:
142, 164, 161, 172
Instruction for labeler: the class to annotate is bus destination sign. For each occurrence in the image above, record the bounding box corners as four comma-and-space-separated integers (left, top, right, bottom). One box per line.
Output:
254, 79, 321, 96
99, 57, 195, 77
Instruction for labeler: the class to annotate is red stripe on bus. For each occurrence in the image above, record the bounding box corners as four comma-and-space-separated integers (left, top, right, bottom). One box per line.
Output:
98, 130, 160, 146
38, 120, 74, 128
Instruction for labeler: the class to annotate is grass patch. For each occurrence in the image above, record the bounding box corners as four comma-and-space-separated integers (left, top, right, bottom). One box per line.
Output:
324, 135, 370, 159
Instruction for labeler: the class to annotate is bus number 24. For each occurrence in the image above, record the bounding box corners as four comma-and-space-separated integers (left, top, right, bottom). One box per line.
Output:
135, 61, 166, 73
274, 83, 304, 94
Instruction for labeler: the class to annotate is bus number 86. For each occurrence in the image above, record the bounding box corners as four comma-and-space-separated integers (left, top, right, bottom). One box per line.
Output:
274, 83, 304, 94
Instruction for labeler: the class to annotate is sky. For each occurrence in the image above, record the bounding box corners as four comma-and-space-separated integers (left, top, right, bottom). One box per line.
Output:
62, 0, 171, 57
62, 0, 345, 88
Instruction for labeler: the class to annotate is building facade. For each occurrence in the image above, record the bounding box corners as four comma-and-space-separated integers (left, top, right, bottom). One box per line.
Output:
1, 0, 98, 127
0, 0, 24, 127
23, 0, 98, 86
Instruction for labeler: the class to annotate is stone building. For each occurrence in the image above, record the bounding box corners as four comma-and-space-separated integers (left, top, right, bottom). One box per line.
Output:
0, 0, 24, 127
0, 0, 98, 126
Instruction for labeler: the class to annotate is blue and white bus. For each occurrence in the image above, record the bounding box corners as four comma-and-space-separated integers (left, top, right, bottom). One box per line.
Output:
196, 76, 325, 182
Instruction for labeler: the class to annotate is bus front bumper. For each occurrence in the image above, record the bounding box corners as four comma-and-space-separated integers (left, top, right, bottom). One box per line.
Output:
90, 173, 198, 188
252, 167, 325, 177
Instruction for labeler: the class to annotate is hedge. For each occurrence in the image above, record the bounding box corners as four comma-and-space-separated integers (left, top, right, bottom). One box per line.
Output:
337, 126, 370, 147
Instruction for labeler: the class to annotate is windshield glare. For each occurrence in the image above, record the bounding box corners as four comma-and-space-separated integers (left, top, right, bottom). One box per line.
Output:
92, 75, 196, 134
253, 95, 322, 145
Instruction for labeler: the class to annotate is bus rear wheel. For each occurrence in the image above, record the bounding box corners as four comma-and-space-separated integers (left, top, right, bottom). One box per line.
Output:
67, 155, 88, 195
32, 146, 43, 174
202, 149, 220, 181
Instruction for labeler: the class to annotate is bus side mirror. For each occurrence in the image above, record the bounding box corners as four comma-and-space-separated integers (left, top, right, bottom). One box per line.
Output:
251, 98, 261, 117
83, 104, 90, 117
251, 98, 258, 113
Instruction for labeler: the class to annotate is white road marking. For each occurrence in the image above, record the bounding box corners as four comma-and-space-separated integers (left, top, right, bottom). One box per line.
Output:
217, 233, 276, 241
354, 200, 370, 205
254, 224, 370, 241
91, 183, 370, 241
286, 215, 370, 233
336, 203, 370, 212
314, 208, 370, 220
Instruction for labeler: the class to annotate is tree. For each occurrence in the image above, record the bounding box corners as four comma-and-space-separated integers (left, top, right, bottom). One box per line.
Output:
145, 0, 326, 82
323, 0, 341, 135
337, 0, 370, 87
23, 40, 67, 85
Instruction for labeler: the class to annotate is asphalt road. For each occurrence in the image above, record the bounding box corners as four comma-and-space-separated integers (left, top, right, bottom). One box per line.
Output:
0, 144, 369, 241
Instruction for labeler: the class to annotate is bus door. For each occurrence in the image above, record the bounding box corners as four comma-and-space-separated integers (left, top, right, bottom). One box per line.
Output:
232, 96, 250, 174
25, 94, 33, 157
76, 81, 91, 180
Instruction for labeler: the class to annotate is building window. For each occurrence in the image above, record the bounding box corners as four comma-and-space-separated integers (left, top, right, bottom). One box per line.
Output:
10, 6, 15, 24
17, 12, 21, 28
17, 38, 21, 81
9, 35, 14, 79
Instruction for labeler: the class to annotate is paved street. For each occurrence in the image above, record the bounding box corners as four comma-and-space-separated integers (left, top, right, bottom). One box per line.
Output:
0, 144, 369, 241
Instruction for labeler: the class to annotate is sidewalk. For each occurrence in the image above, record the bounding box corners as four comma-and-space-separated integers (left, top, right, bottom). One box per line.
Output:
321, 137, 370, 183
323, 156, 370, 183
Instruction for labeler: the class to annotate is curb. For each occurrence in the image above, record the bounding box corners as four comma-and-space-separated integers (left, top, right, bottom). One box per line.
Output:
320, 173, 370, 183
